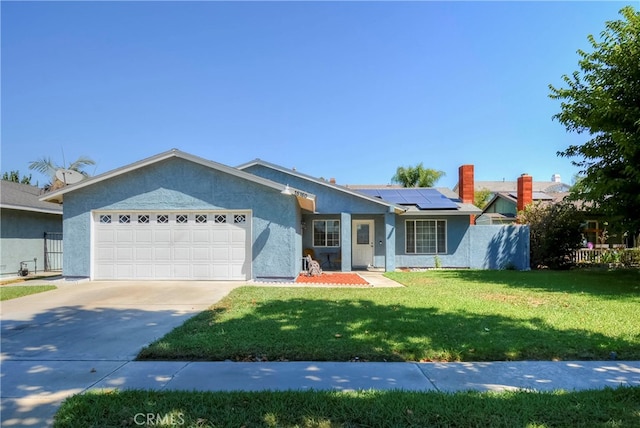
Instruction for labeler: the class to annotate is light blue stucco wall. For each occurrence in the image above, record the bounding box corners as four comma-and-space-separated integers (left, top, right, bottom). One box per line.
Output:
62, 158, 300, 280
395, 218, 529, 270
469, 225, 530, 270
0, 208, 62, 277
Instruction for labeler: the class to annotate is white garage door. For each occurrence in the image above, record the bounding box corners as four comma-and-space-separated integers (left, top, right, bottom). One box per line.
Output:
93, 211, 251, 280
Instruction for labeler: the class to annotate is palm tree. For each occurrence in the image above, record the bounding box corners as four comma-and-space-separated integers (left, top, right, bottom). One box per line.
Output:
29, 155, 96, 190
392, 163, 445, 187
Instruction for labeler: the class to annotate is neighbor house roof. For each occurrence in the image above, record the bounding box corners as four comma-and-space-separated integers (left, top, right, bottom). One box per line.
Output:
455, 180, 571, 194
40, 149, 316, 212
237, 159, 406, 214
0, 180, 62, 214
0, 181, 63, 215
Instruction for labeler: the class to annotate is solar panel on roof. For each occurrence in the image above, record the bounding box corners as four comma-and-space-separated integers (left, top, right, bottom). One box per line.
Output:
357, 188, 458, 210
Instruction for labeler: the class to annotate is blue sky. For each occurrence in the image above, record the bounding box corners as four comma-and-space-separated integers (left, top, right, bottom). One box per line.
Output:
1, 1, 632, 189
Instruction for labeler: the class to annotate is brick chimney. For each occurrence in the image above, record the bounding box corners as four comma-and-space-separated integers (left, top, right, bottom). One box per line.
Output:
458, 165, 474, 204
517, 174, 533, 212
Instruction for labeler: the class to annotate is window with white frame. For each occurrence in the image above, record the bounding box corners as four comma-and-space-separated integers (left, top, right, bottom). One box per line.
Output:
313, 219, 340, 247
405, 220, 446, 254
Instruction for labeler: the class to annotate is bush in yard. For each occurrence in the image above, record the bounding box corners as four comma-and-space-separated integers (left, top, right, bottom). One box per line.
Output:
518, 202, 584, 269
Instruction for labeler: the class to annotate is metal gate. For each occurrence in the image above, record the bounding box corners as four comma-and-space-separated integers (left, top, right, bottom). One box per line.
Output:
44, 232, 63, 271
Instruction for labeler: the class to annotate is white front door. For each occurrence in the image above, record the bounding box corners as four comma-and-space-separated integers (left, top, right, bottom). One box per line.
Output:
352, 220, 374, 268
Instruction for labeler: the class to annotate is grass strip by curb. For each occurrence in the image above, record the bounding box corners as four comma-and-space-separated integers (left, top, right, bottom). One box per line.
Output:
54, 387, 640, 428
0, 285, 57, 301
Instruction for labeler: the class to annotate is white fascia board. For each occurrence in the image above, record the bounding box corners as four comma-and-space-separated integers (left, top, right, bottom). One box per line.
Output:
237, 159, 404, 214
0, 204, 63, 215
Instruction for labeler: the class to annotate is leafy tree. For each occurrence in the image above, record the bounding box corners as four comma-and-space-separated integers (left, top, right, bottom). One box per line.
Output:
518, 202, 584, 270
392, 163, 445, 187
1, 170, 32, 184
28, 155, 95, 190
474, 188, 492, 209
549, 6, 640, 241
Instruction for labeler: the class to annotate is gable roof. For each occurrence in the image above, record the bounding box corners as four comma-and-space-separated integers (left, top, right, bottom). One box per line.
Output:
40, 149, 316, 211
237, 159, 406, 214
0, 180, 63, 215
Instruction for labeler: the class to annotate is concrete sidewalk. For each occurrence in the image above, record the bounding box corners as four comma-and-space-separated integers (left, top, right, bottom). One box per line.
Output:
2, 360, 639, 427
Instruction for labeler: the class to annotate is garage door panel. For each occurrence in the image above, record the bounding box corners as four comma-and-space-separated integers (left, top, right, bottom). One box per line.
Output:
231, 247, 246, 262
136, 247, 153, 261
212, 264, 230, 279
193, 230, 210, 242
116, 264, 134, 278
95, 247, 115, 261
193, 248, 210, 261
212, 230, 230, 243
116, 230, 134, 242
173, 264, 191, 278
174, 230, 191, 243
136, 229, 153, 242
154, 230, 171, 243
93, 211, 250, 280
96, 229, 115, 243
174, 247, 190, 261
135, 265, 153, 278
153, 264, 171, 278
192, 264, 211, 278
155, 247, 171, 261
213, 247, 230, 261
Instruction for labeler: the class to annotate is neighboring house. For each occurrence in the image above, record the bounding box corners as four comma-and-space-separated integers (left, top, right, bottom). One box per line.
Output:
469, 174, 632, 248
40, 150, 530, 281
0, 180, 63, 277
469, 174, 568, 225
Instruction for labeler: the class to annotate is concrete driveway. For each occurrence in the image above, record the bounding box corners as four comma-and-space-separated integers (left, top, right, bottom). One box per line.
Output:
0, 280, 240, 427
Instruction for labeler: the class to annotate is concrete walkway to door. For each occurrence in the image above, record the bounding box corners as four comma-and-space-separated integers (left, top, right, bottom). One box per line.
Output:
0, 279, 241, 427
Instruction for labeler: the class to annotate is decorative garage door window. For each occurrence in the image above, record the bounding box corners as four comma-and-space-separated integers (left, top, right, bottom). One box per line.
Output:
95, 213, 250, 225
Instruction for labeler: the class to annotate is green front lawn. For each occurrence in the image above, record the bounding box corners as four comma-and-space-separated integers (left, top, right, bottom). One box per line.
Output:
138, 270, 640, 362
54, 387, 640, 428
0, 285, 57, 301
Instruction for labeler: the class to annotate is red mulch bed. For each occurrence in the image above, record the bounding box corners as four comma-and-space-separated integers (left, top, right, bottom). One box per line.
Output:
295, 272, 369, 285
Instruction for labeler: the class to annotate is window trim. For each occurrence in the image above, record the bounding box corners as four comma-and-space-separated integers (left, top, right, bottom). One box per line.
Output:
313, 219, 341, 248
405, 219, 447, 254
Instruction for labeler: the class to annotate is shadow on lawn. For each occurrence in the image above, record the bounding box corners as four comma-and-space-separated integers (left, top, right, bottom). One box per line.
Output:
422, 269, 640, 298
139, 297, 639, 362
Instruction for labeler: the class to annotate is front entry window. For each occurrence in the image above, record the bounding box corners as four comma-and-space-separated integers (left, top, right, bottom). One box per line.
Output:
313, 220, 340, 247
